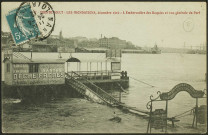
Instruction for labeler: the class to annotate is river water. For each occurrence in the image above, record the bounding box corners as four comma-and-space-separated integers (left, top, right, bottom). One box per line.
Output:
2, 53, 207, 133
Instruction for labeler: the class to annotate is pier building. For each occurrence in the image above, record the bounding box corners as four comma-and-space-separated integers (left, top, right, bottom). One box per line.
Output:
2, 50, 129, 102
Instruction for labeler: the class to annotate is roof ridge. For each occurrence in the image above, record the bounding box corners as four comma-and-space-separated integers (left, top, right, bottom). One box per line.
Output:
13, 52, 31, 61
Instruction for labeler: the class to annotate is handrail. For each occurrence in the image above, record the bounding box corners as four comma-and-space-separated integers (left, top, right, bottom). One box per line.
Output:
68, 71, 121, 79
66, 72, 121, 105
66, 72, 150, 116
65, 73, 114, 104
71, 71, 121, 104
71, 71, 121, 74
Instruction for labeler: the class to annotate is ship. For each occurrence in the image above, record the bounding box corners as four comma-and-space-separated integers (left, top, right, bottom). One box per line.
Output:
151, 44, 161, 54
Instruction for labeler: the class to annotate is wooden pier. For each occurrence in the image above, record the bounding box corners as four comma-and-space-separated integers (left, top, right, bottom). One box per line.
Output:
2, 51, 151, 116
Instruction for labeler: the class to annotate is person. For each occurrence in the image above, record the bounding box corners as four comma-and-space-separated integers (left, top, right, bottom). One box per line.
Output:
124, 71, 127, 77
121, 71, 124, 78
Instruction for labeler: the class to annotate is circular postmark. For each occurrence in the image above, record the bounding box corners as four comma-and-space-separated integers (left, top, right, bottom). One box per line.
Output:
15, 2, 55, 41
183, 17, 194, 32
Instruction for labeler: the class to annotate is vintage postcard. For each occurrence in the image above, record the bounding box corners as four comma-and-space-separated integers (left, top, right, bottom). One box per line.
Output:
1, 1, 207, 134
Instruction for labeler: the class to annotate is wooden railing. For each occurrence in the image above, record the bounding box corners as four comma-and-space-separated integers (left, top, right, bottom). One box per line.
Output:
66, 72, 150, 116
67, 71, 121, 80
65, 72, 121, 105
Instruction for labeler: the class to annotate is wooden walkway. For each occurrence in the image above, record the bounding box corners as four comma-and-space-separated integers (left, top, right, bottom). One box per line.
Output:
65, 72, 149, 116
66, 72, 120, 105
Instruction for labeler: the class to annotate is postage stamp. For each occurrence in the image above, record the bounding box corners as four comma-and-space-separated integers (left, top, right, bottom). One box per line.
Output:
6, 2, 55, 45
6, 3, 41, 45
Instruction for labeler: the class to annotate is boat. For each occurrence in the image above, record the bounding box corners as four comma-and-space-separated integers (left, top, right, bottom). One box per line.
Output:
151, 44, 161, 54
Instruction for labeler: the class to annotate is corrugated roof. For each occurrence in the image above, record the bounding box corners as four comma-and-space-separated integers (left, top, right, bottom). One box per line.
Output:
12, 52, 65, 64
12, 52, 120, 63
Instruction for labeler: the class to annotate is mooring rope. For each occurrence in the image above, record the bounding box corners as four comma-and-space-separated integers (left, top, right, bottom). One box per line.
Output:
129, 76, 156, 87
173, 108, 195, 118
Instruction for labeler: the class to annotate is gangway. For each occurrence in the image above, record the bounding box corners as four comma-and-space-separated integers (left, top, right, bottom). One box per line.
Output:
65, 72, 149, 116
65, 72, 121, 106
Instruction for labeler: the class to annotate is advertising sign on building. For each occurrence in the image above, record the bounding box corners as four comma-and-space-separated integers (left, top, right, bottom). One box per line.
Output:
12, 63, 65, 85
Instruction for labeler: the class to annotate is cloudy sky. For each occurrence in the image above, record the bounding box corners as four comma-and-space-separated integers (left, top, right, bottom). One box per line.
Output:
1, 2, 206, 48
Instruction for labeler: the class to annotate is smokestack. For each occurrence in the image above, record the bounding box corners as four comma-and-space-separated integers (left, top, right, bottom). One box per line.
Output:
30, 50, 32, 60
74, 40, 78, 48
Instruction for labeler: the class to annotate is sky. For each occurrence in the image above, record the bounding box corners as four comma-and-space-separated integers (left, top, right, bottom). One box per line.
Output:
1, 2, 206, 48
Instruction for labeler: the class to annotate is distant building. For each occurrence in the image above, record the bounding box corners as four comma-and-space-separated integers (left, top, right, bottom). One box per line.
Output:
71, 36, 88, 43
1, 31, 14, 48
126, 41, 136, 49
44, 30, 76, 52
30, 43, 57, 52
89, 38, 98, 41
99, 37, 126, 49
99, 36, 136, 49
59, 30, 63, 40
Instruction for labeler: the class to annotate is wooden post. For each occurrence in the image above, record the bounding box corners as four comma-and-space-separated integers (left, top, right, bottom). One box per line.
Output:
90, 62, 91, 72
165, 100, 168, 133
79, 63, 81, 72
97, 62, 98, 73
195, 98, 198, 128
94, 73, 96, 79
34, 85, 37, 101
105, 60, 107, 75
90, 62, 92, 80
192, 110, 196, 128
119, 88, 121, 102
67, 62, 68, 73
147, 101, 152, 133
101, 73, 103, 80
17, 87, 23, 100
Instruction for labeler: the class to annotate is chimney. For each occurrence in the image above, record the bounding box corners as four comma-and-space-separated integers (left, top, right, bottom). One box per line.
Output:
74, 40, 78, 48
30, 51, 32, 60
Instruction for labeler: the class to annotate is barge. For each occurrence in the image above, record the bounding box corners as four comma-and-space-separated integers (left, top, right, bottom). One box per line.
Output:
2, 49, 129, 102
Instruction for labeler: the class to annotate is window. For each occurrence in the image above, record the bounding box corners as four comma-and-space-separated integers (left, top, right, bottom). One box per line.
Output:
29, 64, 39, 73
111, 62, 121, 71
6, 63, 10, 72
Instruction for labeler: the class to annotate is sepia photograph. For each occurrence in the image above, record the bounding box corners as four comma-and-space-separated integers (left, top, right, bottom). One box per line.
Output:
1, 1, 207, 133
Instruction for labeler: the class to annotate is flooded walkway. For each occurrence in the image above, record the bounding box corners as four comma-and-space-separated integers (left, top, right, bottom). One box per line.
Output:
2, 97, 206, 133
